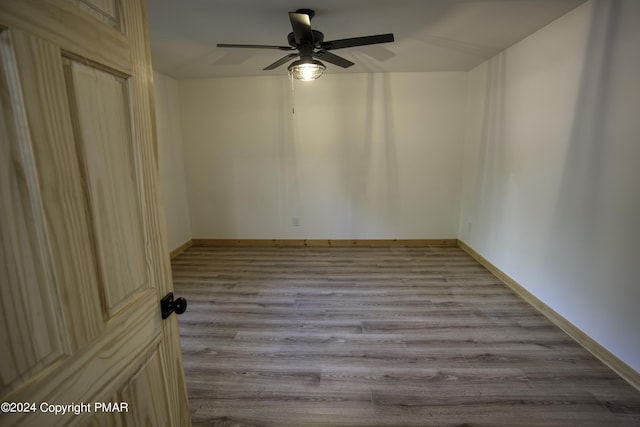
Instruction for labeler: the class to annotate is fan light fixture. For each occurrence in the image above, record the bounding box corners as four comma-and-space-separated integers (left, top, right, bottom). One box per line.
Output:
217, 9, 395, 80
288, 59, 326, 81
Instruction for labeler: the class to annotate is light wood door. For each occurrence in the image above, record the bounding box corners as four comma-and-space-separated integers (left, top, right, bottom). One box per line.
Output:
0, 1, 190, 425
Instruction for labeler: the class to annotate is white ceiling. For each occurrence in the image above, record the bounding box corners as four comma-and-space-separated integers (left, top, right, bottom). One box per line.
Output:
146, 0, 587, 80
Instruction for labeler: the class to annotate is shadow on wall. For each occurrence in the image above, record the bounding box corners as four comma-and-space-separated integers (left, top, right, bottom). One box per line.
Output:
210, 78, 288, 237
340, 73, 399, 237
549, 0, 619, 273
278, 73, 400, 237
471, 52, 508, 250
547, 0, 640, 363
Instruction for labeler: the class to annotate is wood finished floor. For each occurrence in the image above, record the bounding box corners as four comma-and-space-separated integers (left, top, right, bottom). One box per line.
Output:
171, 246, 640, 426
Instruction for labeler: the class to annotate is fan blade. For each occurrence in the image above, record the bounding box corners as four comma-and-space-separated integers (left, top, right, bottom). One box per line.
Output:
313, 51, 354, 68
263, 54, 298, 71
289, 12, 314, 45
321, 34, 395, 51
217, 43, 293, 51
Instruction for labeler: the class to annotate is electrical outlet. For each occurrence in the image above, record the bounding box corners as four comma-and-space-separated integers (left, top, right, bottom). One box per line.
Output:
292, 217, 300, 227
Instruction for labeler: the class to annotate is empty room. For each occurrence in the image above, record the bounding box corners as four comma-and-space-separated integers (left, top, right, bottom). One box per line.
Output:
149, 0, 640, 425
1, 0, 639, 426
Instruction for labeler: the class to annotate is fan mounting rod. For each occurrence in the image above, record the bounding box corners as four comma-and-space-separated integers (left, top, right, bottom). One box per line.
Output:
295, 9, 315, 20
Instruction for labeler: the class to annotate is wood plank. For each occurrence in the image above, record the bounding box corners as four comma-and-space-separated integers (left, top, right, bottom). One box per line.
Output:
173, 246, 640, 426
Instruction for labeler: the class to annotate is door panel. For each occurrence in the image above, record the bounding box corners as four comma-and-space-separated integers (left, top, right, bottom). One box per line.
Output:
0, 1, 130, 73
87, 395, 122, 427
0, 29, 68, 394
120, 349, 171, 426
0, 0, 190, 425
8, 28, 105, 352
73, 0, 121, 30
5, 293, 162, 426
63, 58, 147, 315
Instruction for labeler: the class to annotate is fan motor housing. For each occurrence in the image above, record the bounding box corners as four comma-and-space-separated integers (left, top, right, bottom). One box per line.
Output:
288, 30, 324, 48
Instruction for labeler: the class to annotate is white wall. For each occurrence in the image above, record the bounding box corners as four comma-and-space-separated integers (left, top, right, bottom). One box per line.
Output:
154, 71, 192, 251
178, 72, 466, 239
459, 0, 640, 372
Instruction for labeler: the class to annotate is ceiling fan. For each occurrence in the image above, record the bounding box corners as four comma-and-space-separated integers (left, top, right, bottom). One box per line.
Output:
217, 9, 395, 81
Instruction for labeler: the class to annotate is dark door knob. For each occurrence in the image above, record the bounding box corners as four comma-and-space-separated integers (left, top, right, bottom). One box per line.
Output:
173, 297, 187, 315
160, 292, 188, 319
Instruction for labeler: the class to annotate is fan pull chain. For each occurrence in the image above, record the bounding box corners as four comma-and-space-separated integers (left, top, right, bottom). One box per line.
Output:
289, 72, 295, 114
